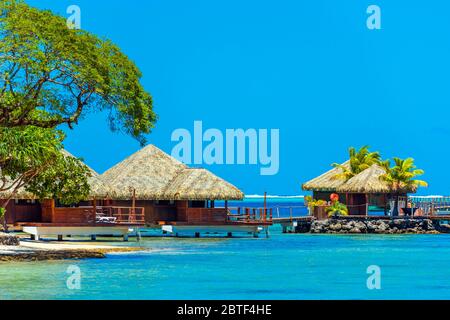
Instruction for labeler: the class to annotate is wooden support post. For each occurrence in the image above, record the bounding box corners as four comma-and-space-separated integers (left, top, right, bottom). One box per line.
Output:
136, 229, 142, 241
131, 188, 136, 223
365, 194, 369, 217
92, 197, 97, 225
264, 191, 267, 218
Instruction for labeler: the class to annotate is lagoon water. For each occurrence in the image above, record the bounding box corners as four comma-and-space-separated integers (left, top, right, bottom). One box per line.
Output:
2, 197, 450, 300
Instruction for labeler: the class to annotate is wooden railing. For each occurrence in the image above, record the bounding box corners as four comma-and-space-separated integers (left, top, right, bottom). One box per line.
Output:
52, 206, 145, 225
227, 207, 273, 224
96, 206, 145, 224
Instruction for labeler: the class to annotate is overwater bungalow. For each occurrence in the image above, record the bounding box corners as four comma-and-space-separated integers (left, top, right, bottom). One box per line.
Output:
302, 162, 415, 218
1, 145, 271, 240
101, 145, 270, 236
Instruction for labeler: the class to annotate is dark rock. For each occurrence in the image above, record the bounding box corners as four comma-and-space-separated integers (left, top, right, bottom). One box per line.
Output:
0, 232, 20, 246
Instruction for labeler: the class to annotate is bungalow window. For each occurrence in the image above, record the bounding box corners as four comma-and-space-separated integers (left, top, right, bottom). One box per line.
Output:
55, 200, 79, 208
14, 199, 37, 205
188, 201, 207, 208
155, 200, 175, 206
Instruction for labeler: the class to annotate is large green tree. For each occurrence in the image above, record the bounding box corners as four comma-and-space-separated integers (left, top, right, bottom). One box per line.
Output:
0, 126, 91, 230
0, 0, 156, 144
0, 1, 157, 230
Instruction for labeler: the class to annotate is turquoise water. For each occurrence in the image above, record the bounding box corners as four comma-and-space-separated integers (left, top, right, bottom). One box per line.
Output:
2, 197, 450, 300
2, 230, 450, 300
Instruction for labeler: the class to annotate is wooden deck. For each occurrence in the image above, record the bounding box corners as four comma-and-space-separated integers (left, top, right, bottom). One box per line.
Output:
39, 204, 146, 226
17, 222, 144, 227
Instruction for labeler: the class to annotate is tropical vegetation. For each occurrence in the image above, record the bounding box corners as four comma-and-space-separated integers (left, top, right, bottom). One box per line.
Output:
380, 157, 428, 216
0, 1, 156, 230
0, 0, 156, 144
304, 195, 327, 215
330, 146, 427, 216
325, 201, 349, 218
0, 126, 92, 230
332, 146, 381, 180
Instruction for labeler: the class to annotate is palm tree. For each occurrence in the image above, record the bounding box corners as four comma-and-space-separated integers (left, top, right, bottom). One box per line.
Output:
333, 146, 381, 181
381, 157, 428, 216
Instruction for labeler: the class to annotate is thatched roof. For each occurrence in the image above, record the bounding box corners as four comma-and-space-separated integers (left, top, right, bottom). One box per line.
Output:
336, 164, 416, 194
101, 145, 244, 201
0, 150, 110, 200
302, 161, 349, 191
61, 150, 111, 198
162, 168, 244, 200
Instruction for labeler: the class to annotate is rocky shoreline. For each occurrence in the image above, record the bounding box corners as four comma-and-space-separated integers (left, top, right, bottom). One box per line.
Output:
309, 218, 443, 234
0, 233, 20, 246
0, 249, 107, 262
0, 238, 145, 262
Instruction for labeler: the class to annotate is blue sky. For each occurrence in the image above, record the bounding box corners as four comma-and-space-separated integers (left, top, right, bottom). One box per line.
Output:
28, 0, 450, 195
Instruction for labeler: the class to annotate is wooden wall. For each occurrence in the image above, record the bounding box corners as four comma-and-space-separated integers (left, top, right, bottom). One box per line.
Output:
41, 199, 55, 223
109, 200, 225, 224
176, 201, 188, 221
53, 207, 93, 224
109, 200, 178, 225
185, 208, 227, 224
3, 200, 42, 224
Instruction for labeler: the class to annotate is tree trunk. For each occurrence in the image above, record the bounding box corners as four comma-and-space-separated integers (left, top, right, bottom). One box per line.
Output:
1, 198, 11, 233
